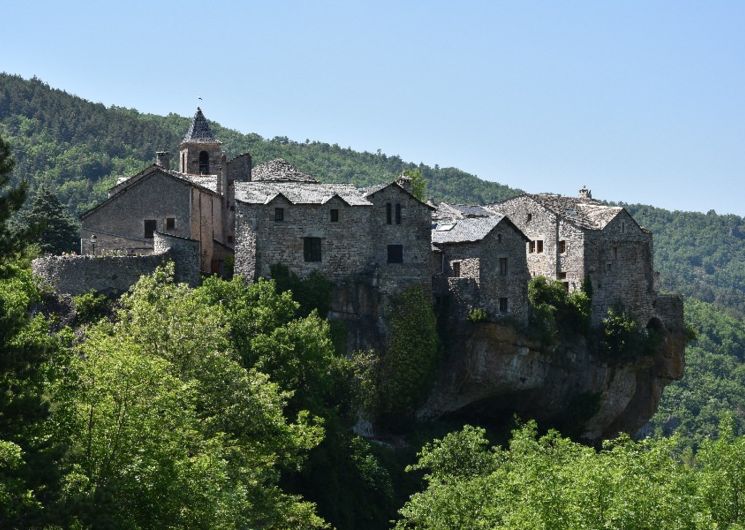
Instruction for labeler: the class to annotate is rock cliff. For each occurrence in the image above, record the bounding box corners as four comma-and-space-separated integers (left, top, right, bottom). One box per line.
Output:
418, 304, 686, 441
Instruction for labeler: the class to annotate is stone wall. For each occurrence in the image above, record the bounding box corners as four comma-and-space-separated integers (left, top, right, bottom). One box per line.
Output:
434, 223, 530, 324
584, 211, 656, 325
179, 142, 222, 175
33, 232, 201, 296
81, 171, 193, 255
227, 153, 252, 182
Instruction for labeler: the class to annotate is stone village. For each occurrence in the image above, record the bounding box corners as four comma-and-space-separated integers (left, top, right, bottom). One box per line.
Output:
33, 108, 682, 348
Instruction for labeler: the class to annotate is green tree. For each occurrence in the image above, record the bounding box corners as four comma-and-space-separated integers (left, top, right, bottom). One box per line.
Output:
18, 186, 79, 254
0, 134, 28, 259
403, 167, 427, 201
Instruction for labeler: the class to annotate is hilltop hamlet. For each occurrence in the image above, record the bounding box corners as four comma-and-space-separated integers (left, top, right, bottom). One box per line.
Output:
32, 109, 686, 441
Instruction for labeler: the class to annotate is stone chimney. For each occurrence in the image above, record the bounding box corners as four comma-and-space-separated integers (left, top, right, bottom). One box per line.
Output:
397, 173, 412, 193
217, 153, 228, 199
579, 185, 592, 200
155, 151, 171, 170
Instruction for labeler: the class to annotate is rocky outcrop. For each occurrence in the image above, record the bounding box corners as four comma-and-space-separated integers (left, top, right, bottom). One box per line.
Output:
418, 298, 686, 441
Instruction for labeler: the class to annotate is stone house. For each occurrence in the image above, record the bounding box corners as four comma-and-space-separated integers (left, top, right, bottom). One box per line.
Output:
432, 214, 531, 324
233, 160, 434, 298
80, 108, 251, 274
488, 188, 657, 325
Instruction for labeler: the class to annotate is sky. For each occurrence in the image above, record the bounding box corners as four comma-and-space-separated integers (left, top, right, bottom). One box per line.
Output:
3, 1, 745, 215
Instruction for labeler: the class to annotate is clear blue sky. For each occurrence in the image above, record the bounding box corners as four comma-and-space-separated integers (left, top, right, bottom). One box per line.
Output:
4, 1, 745, 215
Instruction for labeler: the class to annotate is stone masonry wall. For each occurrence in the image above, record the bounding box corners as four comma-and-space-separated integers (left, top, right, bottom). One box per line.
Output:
81, 172, 192, 255
584, 211, 656, 325
33, 233, 201, 296
234, 196, 373, 281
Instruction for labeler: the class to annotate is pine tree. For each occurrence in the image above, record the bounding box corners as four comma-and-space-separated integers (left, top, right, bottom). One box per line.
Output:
20, 186, 79, 254
0, 134, 28, 259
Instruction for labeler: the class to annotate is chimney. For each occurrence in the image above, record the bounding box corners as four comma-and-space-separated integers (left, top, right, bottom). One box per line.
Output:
397, 173, 412, 193
217, 153, 227, 199
578, 185, 592, 200
156, 151, 171, 170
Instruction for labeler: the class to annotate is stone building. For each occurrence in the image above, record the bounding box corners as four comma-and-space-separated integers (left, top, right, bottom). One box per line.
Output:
488, 188, 657, 325
432, 213, 531, 324
79, 108, 251, 274
233, 160, 434, 296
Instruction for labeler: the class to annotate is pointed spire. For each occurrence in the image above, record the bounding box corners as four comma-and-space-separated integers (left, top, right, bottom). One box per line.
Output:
182, 107, 218, 143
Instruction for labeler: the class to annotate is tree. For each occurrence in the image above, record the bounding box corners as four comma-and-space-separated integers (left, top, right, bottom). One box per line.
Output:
18, 186, 79, 254
0, 134, 28, 260
403, 168, 427, 201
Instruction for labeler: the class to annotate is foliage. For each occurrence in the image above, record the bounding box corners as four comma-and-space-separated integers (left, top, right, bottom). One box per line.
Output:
397, 419, 745, 529
14, 185, 78, 254
403, 167, 427, 201
601, 307, 651, 359
270, 263, 334, 318
52, 264, 327, 528
377, 286, 439, 430
0, 133, 29, 260
528, 276, 591, 342
467, 307, 488, 323
71, 289, 110, 325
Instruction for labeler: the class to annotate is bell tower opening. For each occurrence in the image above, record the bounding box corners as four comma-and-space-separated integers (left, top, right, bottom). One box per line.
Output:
199, 151, 210, 174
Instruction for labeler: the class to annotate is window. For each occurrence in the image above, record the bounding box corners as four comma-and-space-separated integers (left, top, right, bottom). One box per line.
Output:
181, 153, 185, 172
499, 257, 508, 276
386, 203, 392, 224
275, 208, 284, 222
304, 237, 322, 262
607, 262, 612, 272
621, 222, 626, 233
387, 245, 403, 263
527, 213, 533, 222
452, 261, 461, 277
613, 246, 618, 259
166, 217, 176, 230
559, 240, 566, 253
497, 233, 502, 243
558, 272, 567, 280
227, 235, 234, 243
536, 240, 544, 253
499, 297, 509, 313
395, 203, 402, 224
528, 241, 535, 253
144, 219, 157, 239
199, 151, 210, 174
330, 209, 339, 222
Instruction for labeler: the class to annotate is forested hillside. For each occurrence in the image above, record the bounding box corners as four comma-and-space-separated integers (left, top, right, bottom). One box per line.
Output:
2, 75, 745, 449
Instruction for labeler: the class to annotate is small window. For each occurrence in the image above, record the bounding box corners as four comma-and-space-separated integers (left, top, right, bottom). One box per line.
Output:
527, 213, 533, 222
144, 219, 157, 239
499, 257, 508, 276
613, 246, 618, 259
536, 240, 544, 253
227, 235, 234, 243
499, 297, 509, 313
559, 240, 566, 254
304, 237, 322, 262
387, 244, 403, 263
330, 209, 339, 222
199, 150, 210, 174
607, 262, 612, 272
562, 282, 569, 292
275, 208, 284, 222
558, 272, 567, 280
395, 204, 402, 224
497, 233, 502, 243
621, 222, 626, 233
528, 241, 535, 253
386, 203, 392, 224
166, 217, 176, 230
452, 261, 461, 277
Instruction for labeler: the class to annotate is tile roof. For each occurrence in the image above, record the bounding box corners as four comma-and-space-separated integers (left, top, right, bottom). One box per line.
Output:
432, 215, 506, 244
182, 107, 218, 143
251, 159, 318, 183
490, 193, 623, 230
434, 202, 491, 220
234, 181, 372, 206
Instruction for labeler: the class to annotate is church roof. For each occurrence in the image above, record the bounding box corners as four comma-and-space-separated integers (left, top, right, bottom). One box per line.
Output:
251, 159, 318, 183
182, 107, 218, 143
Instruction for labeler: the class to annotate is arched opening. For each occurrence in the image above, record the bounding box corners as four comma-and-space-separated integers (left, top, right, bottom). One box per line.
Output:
646, 317, 664, 333
199, 151, 210, 174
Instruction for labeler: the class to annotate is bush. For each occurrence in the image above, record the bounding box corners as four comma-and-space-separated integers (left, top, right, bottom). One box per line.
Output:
270, 263, 334, 317
467, 307, 488, 323
72, 289, 110, 325
601, 308, 651, 359
528, 277, 591, 343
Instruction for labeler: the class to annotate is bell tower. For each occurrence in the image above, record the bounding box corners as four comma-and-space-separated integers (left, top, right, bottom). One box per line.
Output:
179, 107, 223, 175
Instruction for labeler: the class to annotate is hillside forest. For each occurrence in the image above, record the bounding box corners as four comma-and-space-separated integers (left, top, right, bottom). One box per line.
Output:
2, 73, 745, 528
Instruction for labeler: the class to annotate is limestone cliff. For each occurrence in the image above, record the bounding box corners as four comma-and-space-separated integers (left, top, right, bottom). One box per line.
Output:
417, 297, 686, 441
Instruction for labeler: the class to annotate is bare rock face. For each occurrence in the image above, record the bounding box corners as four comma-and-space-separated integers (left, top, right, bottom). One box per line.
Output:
418, 304, 686, 442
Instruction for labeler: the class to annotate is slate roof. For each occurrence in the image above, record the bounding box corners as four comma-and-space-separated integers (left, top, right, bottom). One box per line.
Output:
434, 202, 491, 220
182, 107, 218, 143
490, 193, 624, 230
251, 159, 318, 183
432, 216, 506, 244
234, 181, 372, 206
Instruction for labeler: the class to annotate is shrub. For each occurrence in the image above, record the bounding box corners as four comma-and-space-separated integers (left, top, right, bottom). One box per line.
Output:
72, 289, 110, 325
270, 263, 334, 317
601, 308, 651, 359
467, 307, 488, 323
528, 276, 591, 343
